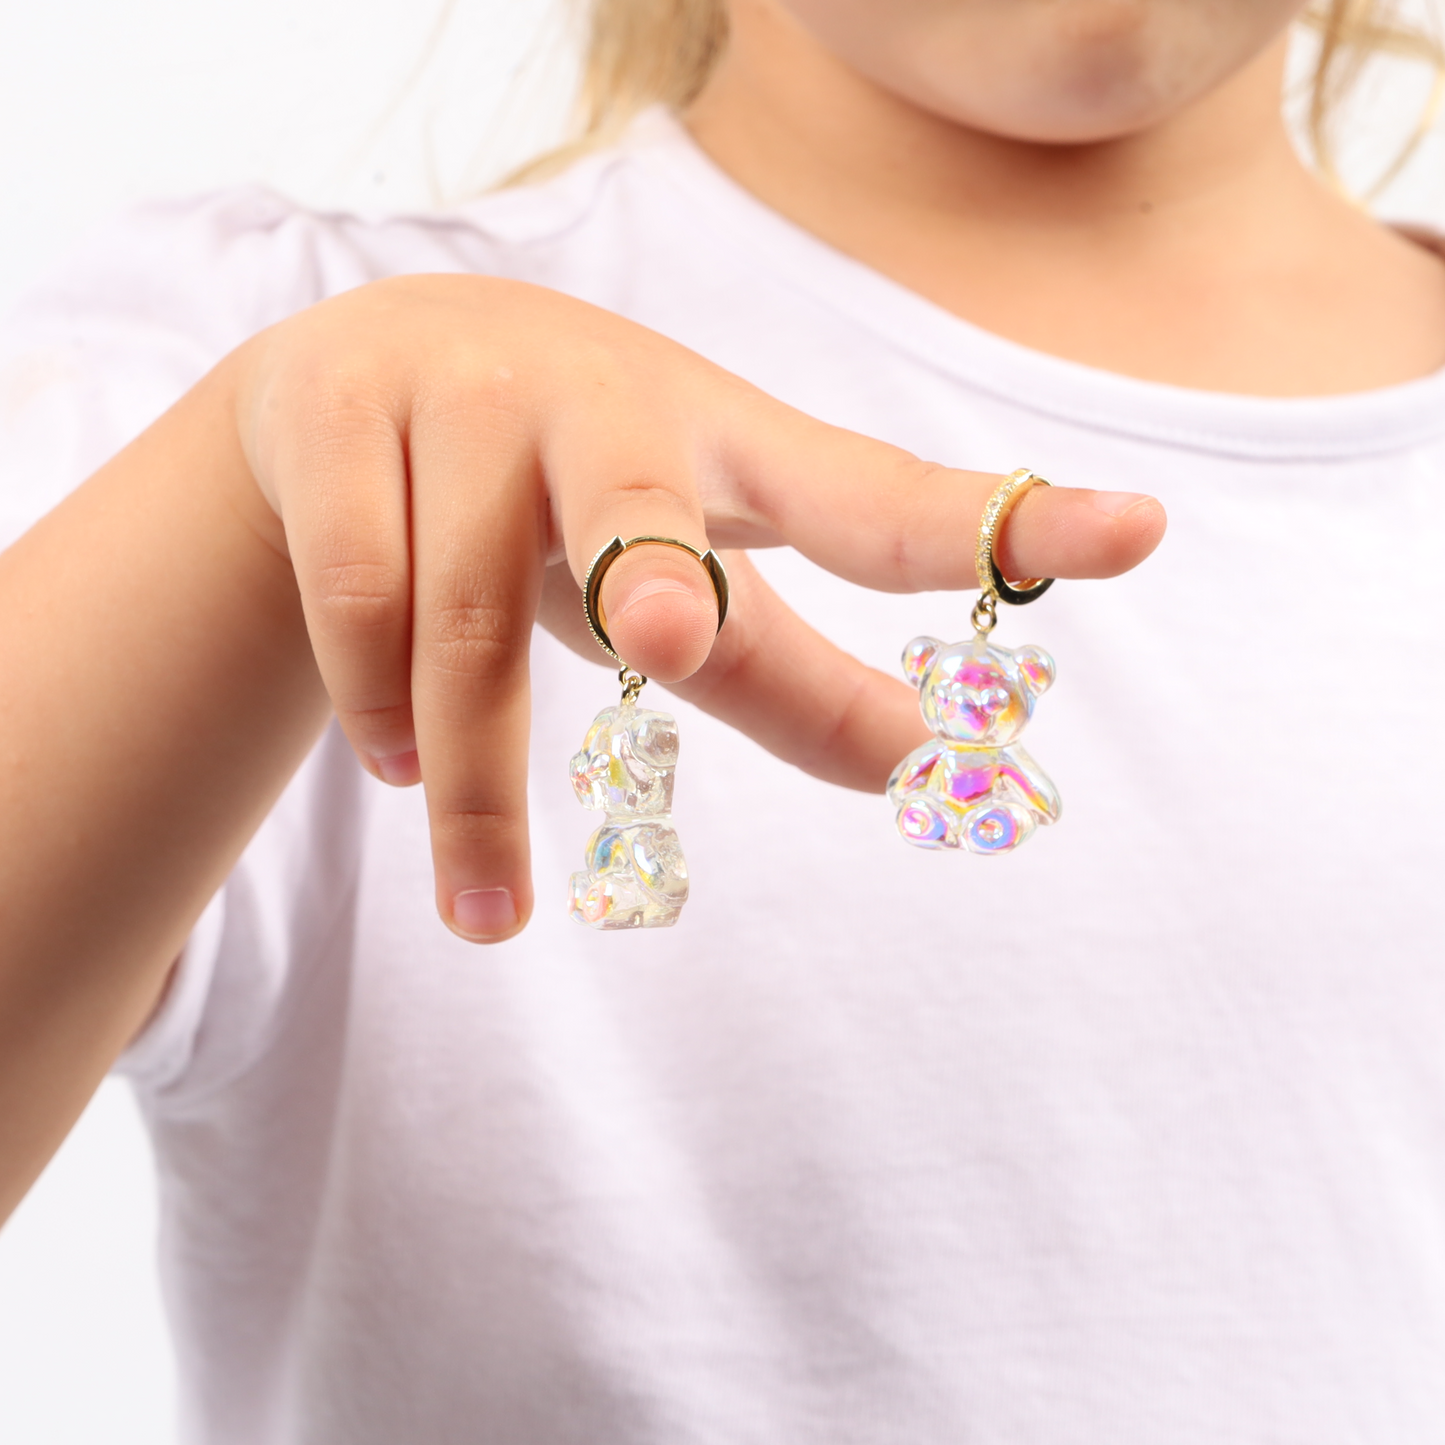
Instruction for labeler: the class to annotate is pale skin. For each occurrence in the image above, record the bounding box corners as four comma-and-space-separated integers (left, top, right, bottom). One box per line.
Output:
0, 0, 1439, 1223
691, 0, 1445, 392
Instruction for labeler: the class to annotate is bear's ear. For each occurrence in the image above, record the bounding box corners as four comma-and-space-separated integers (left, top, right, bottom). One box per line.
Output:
902, 636, 943, 687
1013, 645, 1055, 697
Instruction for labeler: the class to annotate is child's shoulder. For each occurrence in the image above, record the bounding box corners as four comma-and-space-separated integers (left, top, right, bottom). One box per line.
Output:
5, 126, 670, 359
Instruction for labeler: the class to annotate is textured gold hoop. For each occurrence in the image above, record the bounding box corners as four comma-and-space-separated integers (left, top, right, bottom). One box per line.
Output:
583, 535, 730, 669
974, 469, 1054, 617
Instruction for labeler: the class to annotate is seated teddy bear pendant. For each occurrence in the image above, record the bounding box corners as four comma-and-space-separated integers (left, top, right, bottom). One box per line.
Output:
568, 698, 690, 929
888, 466, 1063, 854
569, 534, 729, 930
888, 634, 1061, 854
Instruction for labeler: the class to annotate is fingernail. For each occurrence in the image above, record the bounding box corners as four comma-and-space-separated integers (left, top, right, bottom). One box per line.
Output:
612, 577, 696, 619
1092, 491, 1151, 517
452, 888, 518, 939
375, 750, 420, 786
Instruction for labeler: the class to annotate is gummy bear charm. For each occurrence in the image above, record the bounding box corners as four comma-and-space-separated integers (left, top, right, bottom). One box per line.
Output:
888, 634, 1061, 854
568, 702, 689, 929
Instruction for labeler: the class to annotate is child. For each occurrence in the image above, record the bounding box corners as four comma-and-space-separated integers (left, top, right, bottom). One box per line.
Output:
3, 0, 1444, 1438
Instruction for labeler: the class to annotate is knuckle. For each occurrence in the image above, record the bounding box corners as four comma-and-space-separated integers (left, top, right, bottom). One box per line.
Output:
879, 460, 940, 592
552, 329, 632, 383
271, 376, 400, 481
412, 348, 531, 434
337, 699, 413, 735
284, 350, 395, 431
422, 599, 520, 680
249, 341, 401, 482
307, 559, 409, 637
435, 798, 515, 848
605, 476, 691, 506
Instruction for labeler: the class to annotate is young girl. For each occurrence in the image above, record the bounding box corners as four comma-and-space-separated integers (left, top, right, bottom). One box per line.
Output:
4, 0, 1444, 1437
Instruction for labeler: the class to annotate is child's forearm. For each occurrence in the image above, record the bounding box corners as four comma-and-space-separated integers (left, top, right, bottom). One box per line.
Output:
0, 359, 330, 1222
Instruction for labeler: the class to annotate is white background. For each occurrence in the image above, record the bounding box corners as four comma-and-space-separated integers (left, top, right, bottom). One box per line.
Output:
2, 3, 1445, 1441
0, 0, 573, 319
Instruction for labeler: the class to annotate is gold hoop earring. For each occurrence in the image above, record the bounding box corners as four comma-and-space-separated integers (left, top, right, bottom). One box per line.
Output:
567, 536, 729, 930
889, 469, 1063, 855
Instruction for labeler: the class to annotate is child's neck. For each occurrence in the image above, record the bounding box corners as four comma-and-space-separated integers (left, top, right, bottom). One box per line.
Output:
686, 10, 1445, 397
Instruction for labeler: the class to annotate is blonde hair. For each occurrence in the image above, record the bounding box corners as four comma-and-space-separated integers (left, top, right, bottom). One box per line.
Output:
513, 0, 1443, 199
1303, 0, 1445, 198
507, 0, 725, 182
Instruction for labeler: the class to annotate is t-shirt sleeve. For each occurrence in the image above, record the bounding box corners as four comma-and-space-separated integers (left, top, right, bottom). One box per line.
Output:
0, 188, 374, 1091
0, 187, 359, 548
113, 718, 368, 1102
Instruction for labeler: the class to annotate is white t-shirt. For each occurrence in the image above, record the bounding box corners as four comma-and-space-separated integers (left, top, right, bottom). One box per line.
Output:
4, 111, 1445, 1444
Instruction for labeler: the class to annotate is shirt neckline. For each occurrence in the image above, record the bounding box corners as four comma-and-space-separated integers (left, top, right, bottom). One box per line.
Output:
621, 108, 1445, 463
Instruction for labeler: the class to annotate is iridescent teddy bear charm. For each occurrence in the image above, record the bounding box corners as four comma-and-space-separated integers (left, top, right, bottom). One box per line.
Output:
568, 535, 729, 929
888, 469, 1061, 855
568, 700, 688, 928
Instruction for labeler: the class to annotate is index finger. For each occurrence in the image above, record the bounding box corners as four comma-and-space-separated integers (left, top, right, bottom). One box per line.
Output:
708, 384, 1166, 591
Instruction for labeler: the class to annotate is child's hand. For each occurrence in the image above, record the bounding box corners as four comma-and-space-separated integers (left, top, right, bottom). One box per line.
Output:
231, 276, 1165, 941
0, 273, 1164, 1215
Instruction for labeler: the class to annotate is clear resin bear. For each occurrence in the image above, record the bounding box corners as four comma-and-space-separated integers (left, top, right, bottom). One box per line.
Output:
568, 702, 689, 929
888, 634, 1061, 854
